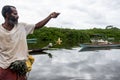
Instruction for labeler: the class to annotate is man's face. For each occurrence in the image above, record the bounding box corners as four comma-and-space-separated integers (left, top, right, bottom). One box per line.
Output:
8, 7, 19, 25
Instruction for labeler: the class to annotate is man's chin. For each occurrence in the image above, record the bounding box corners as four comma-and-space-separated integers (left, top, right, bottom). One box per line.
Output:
9, 20, 18, 26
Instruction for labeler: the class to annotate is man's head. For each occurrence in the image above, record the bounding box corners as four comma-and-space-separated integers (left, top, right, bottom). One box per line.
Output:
2, 5, 19, 25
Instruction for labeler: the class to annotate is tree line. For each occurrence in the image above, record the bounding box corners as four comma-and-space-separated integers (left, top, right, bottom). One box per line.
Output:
27, 26, 120, 49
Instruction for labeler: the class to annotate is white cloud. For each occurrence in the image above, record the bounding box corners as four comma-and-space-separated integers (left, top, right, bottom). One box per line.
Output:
0, 0, 120, 29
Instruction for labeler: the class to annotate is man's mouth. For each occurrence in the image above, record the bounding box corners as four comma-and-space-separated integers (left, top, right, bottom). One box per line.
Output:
8, 16, 18, 25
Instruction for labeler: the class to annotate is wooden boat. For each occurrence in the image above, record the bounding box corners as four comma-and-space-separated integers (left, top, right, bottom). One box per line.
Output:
28, 43, 53, 53
28, 43, 53, 58
79, 34, 120, 51
80, 34, 120, 48
80, 40, 120, 51
80, 43, 120, 48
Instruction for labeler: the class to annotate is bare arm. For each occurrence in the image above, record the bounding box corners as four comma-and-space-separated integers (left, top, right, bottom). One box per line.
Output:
35, 12, 60, 29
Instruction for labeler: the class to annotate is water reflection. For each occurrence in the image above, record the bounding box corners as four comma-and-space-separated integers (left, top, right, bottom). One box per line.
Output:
28, 48, 120, 80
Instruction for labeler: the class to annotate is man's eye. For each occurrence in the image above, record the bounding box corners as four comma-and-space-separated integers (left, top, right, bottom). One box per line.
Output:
14, 13, 17, 15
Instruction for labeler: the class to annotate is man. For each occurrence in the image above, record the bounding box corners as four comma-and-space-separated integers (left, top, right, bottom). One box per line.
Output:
0, 5, 60, 80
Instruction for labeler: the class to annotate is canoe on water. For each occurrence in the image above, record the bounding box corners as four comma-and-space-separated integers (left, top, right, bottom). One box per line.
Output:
80, 44, 120, 48
79, 43, 120, 52
28, 43, 53, 53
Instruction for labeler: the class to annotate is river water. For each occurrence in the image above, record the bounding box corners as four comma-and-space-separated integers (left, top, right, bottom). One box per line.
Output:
28, 47, 120, 80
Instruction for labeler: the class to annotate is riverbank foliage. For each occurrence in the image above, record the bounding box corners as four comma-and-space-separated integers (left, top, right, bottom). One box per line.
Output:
27, 26, 120, 49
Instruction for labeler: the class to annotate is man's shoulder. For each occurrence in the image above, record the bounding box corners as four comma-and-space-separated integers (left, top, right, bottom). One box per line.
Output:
18, 22, 35, 28
18, 22, 27, 26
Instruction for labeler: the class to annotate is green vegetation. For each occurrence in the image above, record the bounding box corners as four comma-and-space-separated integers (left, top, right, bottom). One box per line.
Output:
27, 26, 120, 49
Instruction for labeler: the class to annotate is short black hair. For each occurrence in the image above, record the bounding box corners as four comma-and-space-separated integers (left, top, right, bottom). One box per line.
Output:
1, 5, 16, 18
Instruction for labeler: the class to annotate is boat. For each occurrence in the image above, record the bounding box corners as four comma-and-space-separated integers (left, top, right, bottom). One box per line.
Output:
79, 34, 120, 51
79, 45, 120, 52
80, 43, 120, 48
28, 43, 53, 53
80, 43, 120, 52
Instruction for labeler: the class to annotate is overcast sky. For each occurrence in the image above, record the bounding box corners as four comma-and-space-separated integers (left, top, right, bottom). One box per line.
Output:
0, 0, 120, 29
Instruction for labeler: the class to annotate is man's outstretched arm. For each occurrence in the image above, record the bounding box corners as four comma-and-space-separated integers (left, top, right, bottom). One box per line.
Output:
35, 12, 60, 29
